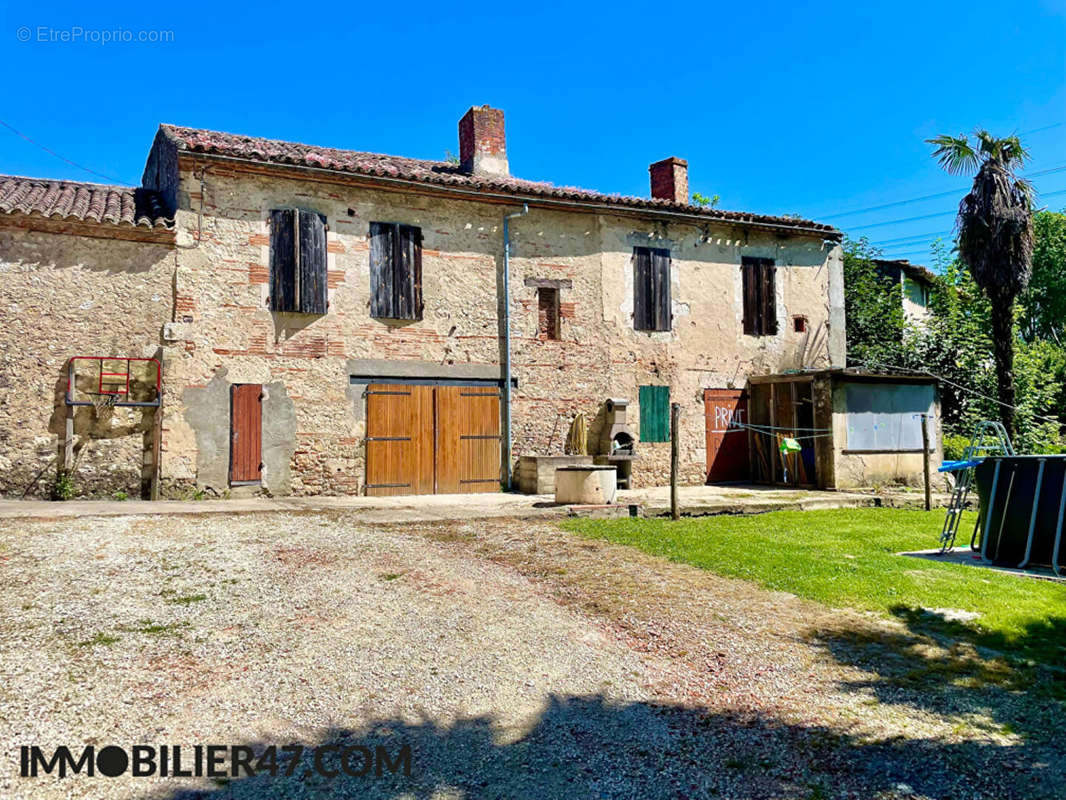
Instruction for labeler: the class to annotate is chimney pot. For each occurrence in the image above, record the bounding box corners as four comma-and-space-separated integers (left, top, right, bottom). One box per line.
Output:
649, 157, 689, 204
459, 105, 508, 177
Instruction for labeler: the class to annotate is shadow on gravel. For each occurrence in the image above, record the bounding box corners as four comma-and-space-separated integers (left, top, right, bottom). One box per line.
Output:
160, 693, 1060, 800
812, 606, 1066, 736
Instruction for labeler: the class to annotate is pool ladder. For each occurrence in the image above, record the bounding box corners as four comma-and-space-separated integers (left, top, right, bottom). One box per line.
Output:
938, 421, 1014, 553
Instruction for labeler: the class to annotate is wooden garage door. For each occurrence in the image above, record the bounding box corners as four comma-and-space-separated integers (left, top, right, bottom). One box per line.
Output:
365, 383, 501, 496
704, 388, 750, 483
230, 384, 263, 485
364, 384, 434, 496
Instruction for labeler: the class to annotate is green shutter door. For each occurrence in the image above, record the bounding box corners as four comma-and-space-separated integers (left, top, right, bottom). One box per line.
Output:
639, 385, 670, 442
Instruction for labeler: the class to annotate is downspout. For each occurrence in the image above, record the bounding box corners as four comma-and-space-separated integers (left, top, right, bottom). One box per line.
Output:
502, 203, 529, 490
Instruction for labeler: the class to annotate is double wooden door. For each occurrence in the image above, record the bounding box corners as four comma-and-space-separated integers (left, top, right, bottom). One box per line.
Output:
364, 383, 501, 496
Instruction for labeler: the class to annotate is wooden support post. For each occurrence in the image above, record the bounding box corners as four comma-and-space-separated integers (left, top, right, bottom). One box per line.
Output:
670, 402, 681, 521
63, 405, 74, 472
920, 413, 931, 512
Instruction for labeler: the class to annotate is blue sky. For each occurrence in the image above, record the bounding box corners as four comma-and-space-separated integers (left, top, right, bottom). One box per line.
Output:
2, 0, 1064, 263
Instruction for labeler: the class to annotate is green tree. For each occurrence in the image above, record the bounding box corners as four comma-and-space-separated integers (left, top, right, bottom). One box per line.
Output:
1019, 209, 1066, 343
927, 130, 1035, 439
842, 236, 906, 370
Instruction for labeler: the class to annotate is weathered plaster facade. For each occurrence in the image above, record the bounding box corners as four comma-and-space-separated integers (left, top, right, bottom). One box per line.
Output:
0, 112, 849, 498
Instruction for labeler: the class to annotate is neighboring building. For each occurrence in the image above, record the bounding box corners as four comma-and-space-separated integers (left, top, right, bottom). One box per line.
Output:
874, 258, 936, 326
0, 105, 934, 499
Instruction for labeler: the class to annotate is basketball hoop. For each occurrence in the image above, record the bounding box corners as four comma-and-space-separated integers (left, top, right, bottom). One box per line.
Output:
91, 393, 119, 411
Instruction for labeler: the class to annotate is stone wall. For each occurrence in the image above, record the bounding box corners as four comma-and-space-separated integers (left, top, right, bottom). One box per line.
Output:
0, 157, 844, 498
0, 226, 173, 498
157, 159, 841, 494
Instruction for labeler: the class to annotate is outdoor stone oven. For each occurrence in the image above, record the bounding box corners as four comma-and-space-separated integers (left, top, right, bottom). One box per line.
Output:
595, 398, 636, 488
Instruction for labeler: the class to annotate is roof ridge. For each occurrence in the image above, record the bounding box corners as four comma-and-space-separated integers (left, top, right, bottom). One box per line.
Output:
157, 123, 840, 236
0, 173, 134, 191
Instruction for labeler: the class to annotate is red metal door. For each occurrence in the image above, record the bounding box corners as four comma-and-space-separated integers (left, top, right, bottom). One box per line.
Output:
230, 384, 263, 485
704, 388, 750, 483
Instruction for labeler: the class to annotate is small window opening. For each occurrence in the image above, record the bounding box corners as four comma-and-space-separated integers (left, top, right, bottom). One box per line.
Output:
793, 315, 808, 333
537, 287, 560, 340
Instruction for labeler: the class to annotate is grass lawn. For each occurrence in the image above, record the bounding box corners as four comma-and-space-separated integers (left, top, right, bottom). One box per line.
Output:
562, 509, 1066, 691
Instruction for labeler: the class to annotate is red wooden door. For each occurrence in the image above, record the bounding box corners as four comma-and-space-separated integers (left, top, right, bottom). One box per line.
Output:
704, 388, 750, 483
230, 384, 263, 485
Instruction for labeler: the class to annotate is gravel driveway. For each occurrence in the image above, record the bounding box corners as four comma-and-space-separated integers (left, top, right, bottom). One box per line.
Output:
0, 512, 1061, 799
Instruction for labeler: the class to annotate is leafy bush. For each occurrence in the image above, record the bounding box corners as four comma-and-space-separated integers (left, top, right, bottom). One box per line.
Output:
942, 433, 971, 462
51, 470, 75, 501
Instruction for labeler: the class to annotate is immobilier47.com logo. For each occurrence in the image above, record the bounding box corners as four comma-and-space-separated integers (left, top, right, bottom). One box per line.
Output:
20, 743, 412, 780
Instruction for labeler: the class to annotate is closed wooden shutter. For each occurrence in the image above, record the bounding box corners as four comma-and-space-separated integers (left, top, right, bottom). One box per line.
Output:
396, 224, 423, 320
269, 209, 297, 312
761, 260, 778, 335
650, 247, 671, 331
298, 210, 328, 314
634, 247, 651, 330
634, 247, 670, 331
369, 222, 395, 318
639, 384, 670, 442
742, 257, 777, 335
742, 259, 758, 335
370, 222, 423, 321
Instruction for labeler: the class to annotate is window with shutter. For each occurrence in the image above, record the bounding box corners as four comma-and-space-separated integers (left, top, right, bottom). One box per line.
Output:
269, 208, 328, 314
370, 222, 424, 321
741, 257, 777, 336
633, 247, 671, 331
638, 385, 670, 442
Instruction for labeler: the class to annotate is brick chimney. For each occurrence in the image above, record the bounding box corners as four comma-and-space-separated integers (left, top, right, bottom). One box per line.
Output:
459, 105, 508, 177
649, 157, 689, 204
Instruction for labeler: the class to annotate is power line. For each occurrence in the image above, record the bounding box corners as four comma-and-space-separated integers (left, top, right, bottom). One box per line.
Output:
819, 163, 1066, 221
0, 119, 133, 186
875, 229, 954, 245
847, 209, 956, 231
855, 360, 1060, 424
849, 187, 1066, 235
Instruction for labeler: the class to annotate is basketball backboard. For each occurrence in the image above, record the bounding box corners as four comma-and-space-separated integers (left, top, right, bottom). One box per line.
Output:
65, 356, 162, 408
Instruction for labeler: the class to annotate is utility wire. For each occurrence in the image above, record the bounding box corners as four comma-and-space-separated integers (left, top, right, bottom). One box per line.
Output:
852, 187, 1066, 237
0, 119, 134, 186
854, 360, 1060, 425
819, 163, 1066, 221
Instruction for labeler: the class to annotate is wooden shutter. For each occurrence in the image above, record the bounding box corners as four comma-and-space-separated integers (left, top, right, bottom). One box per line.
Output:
634, 247, 671, 331
761, 260, 778, 335
742, 257, 776, 335
370, 223, 423, 320
650, 247, 671, 331
633, 247, 651, 330
639, 384, 670, 442
396, 224, 423, 321
269, 209, 297, 312
369, 222, 395, 318
742, 258, 758, 335
298, 210, 328, 314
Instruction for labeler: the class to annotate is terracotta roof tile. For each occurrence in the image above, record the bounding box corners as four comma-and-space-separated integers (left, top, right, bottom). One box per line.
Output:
160, 124, 840, 239
0, 175, 172, 229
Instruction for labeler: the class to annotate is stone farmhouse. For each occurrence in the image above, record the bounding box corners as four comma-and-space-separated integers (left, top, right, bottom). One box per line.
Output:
0, 105, 942, 499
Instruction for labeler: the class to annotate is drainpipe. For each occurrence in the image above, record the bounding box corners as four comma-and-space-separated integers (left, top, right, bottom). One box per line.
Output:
502, 203, 529, 490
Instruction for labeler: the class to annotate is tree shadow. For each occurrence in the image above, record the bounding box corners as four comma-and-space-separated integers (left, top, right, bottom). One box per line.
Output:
810, 604, 1066, 751
152, 693, 1063, 800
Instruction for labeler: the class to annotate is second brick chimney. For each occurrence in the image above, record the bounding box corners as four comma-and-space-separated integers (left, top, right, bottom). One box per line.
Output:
649, 157, 689, 204
459, 105, 508, 177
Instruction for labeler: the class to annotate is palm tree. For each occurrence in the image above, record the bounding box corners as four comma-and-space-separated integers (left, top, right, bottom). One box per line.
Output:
927, 130, 1034, 439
